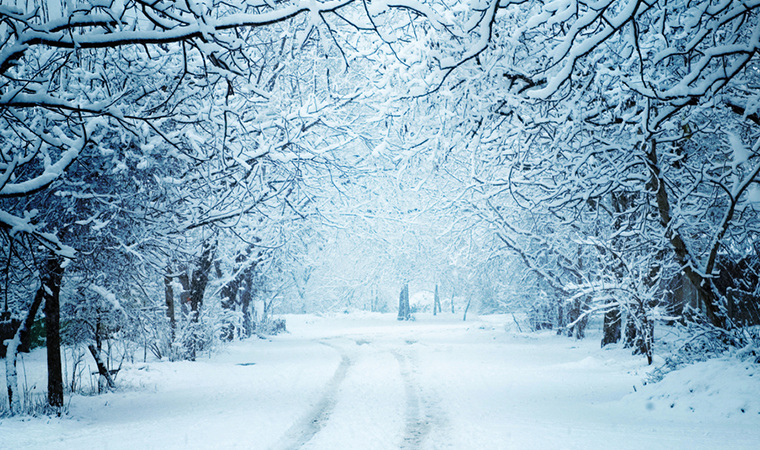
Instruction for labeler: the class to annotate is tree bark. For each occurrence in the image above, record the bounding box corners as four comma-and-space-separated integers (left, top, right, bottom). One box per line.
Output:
88, 344, 116, 392
397, 285, 406, 320
556, 299, 565, 336
240, 268, 255, 337
18, 287, 44, 353
624, 314, 638, 349
434, 285, 441, 315
566, 297, 589, 339
397, 283, 410, 320
603, 191, 634, 346
164, 266, 176, 335
43, 254, 65, 410
404, 284, 410, 319
624, 302, 652, 363
574, 311, 589, 340
4, 283, 53, 413
5, 326, 22, 414
189, 239, 216, 320
187, 238, 216, 360
214, 259, 239, 341
601, 306, 621, 347
646, 140, 722, 327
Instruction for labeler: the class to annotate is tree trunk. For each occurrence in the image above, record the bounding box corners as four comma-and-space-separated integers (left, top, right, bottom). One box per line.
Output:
5, 326, 22, 414
214, 259, 239, 341
566, 298, 588, 338
404, 284, 410, 319
624, 302, 652, 362
567, 298, 589, 340
624, 311, 638, 350
189, 239, 216, 320
646, 140, 722, 327
43, 254, 65, 410
627, 309, 655, 365
88, 344, 116, 392
607, 191, 639, 346
643, 317, 654, 365
574, 313, 589, 340
397, 285, 406, 320
240, 270, 254, 337
187, 238, 216, 360
397, 283, 410, 320
434, 285, 441, 315
601, 305, 621, 347
19, 287, 44, 353
569, 248, 589, 340
5, 283, 52, 413
163, 266, 176, 336
0, 315, 19, 358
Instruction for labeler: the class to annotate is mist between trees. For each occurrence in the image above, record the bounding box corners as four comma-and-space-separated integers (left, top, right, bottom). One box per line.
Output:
1, 0, 759, 415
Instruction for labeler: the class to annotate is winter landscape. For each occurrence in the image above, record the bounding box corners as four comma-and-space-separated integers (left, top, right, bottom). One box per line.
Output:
2, 312, 759, 450
2, 0, 760, 448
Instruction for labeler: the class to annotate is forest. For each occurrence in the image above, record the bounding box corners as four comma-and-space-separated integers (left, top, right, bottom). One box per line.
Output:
1, 0, 759, 435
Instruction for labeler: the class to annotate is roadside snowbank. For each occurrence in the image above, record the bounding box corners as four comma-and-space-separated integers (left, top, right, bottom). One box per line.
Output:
622, 357, 760, 419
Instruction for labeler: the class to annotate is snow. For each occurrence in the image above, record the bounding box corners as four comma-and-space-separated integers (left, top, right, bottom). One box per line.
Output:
2, 313, 759, 449
88, 285, 124, 313
728, 132, 749, 168
621, 358, 760, 419
409, 290, 434, 310
747, 185, 760, 205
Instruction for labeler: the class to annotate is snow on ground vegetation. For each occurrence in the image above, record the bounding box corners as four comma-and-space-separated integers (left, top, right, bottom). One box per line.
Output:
1, 312, 758, 449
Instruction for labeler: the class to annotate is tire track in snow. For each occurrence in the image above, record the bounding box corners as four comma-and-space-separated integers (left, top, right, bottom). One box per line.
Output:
272, 341, 352, 450
393, 348, 436, 450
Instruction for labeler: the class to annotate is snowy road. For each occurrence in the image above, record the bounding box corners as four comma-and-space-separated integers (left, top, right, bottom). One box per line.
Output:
2, 313, 759, 449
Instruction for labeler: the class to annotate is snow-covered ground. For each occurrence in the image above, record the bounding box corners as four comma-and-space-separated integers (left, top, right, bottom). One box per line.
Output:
2, 312, 759, 449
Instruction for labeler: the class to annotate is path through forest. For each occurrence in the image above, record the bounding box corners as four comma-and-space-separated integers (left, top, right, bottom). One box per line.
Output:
1, 313, 758, 449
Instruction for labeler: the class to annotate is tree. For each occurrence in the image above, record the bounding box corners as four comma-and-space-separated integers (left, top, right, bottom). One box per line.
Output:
433, 284, 441, 315
2, 0, 402, 409
397, 283, 410, 321
365, 0, 760, 358
43, 253, 65, 409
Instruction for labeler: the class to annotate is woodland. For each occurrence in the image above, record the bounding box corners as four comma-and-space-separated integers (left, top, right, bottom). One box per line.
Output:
1, 0, 759, 417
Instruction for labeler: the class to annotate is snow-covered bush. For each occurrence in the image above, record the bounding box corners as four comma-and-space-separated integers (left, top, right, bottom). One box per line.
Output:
258, 318, 287, 336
